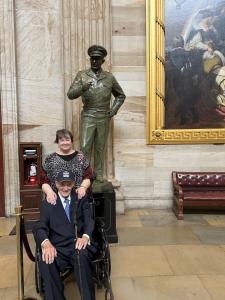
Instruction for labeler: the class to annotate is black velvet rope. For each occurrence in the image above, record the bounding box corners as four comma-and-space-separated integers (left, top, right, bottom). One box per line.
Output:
21, 218, 35, 262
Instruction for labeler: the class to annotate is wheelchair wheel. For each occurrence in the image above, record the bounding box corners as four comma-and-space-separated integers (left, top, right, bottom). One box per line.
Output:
105, 245, 111, 276
101, 245, 111, 288
105, 287, 114, 300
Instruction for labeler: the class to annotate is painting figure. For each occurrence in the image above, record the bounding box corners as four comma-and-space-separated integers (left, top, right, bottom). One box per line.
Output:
165, 0, 225, 129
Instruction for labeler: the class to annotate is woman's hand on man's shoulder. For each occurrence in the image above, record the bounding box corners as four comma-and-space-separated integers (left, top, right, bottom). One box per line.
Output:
46, 190, 57, 205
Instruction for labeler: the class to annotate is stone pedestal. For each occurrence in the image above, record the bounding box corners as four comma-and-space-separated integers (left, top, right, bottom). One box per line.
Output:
110, 178, 125, 214
93, 182, 118, 243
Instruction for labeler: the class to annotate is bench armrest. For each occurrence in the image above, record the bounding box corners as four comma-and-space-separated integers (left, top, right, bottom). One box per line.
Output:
173, 183, 184, 198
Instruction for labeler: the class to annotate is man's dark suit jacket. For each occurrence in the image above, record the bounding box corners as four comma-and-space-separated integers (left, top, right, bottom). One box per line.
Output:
33, 191, 94, 255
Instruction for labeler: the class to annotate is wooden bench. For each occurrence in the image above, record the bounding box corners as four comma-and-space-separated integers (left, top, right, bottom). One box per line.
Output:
172, 171, 225, 220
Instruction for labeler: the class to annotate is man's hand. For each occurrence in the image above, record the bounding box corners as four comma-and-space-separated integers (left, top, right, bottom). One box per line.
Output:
46, 190, 57, 205
42, 240, 57, 264
76, 186, 86, 199
75, 236, 89, 250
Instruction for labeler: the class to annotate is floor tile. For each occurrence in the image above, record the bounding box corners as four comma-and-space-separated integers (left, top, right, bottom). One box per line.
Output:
191, 226, 225, 244
179, 213, 209, 225
0, 285, 41, 300
110, 245, 173, 277
132, 275, 212, 300
125, 209, 152, 217
117, 226, 201, 245
220, 245, 225, 251
0, 236, 17, 256
106, 277, 137, 300
0, 255, 34, 289
199, 275, 225, 300
147, 210, 209, 226
163, 245, 225, 275
203, 215, 225, 227
0, 255, 18, 288
0, 217, 16, 236
0, 288, 6, 300
117, 215, 142, 228
140, 214, 178, 227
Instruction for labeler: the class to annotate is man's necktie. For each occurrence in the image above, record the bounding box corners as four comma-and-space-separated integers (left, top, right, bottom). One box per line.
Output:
64, 198, 70, 222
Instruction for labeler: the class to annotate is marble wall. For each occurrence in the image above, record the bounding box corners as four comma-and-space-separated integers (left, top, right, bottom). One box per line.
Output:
15, 0, 65, 156
2, 0, 225, 215
111, 0, 225, 209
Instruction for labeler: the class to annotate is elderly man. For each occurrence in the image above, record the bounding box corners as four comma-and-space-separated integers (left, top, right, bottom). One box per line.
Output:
33, 170, 95, 300
67, 45, 126, 183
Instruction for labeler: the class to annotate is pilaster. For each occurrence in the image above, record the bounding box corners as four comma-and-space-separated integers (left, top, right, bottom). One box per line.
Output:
0, 0, 20, 215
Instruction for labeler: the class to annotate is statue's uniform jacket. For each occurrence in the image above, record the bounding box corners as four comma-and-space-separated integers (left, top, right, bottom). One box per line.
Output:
67, 68, 125, 114
67, 68, 126, 179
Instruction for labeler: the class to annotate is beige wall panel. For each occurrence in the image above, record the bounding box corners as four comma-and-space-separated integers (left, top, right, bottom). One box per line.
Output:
114, 139, 153, 168
112, 36, 145, 55
15, 0, 60, 10
113, 70, 145, 81
112, 7, 145, 36
15, 10, 62, 79
119, 96, 146, 113
15, 0, 64, 154
19, 125, 59, 158
18, 78, 64, 125
114, 118, 145, 142
113, 55, 145, 66
112, 0, 145, 6
113, 69, 146, 95
112, 36, 145, 66
114, 96, 145, 140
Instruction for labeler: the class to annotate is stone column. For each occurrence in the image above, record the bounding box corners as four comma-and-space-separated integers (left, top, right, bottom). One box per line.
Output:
0, 0, 20, 215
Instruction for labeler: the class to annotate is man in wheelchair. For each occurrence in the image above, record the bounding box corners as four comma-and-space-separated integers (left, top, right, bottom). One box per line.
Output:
33, 170, 96, 300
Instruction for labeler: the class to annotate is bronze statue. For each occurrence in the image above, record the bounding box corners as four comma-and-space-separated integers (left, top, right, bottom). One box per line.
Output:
67, 45, 126, 183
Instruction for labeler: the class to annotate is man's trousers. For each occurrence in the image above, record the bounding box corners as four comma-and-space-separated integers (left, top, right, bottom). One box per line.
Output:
39, 247, 95, 300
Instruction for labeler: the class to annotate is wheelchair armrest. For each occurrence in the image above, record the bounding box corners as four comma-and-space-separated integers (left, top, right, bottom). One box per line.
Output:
95, 217, 105, 228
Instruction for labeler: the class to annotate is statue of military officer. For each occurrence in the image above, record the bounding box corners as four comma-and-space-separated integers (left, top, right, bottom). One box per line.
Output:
67, 45, 126, 183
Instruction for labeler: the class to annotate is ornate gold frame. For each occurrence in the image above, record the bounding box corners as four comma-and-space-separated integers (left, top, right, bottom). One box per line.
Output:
146, 0, 225, 144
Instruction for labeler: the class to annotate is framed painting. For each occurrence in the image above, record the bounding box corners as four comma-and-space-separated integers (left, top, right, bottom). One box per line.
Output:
146, 0, 225, 144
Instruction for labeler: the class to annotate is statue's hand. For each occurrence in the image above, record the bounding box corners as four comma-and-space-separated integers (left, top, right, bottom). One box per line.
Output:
108, 109, 116, 118
82, 81, 92, 91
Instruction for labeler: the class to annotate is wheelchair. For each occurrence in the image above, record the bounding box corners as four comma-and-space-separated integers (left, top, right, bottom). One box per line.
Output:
34, 214, 114, 300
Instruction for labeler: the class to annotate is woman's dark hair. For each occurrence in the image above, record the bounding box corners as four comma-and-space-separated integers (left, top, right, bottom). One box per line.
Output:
54, 129, 73, 143
207, 41, 216, 51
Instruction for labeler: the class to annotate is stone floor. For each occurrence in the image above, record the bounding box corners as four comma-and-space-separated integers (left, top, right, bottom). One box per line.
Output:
1, 209, 225, 300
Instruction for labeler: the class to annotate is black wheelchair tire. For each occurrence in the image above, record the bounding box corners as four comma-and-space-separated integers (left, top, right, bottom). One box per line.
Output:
105, 288, 114, 300
105, 245, 111, 276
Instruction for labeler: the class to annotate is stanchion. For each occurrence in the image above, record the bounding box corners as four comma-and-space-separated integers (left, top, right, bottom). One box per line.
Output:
15, 206, 37, 300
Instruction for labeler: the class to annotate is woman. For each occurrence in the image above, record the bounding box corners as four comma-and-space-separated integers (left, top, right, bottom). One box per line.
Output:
41, 129, 92, 203
203, 41, 225, 73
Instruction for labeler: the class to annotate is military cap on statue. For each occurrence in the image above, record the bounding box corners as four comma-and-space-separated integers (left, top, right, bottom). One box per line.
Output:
88, 45, 107, 58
